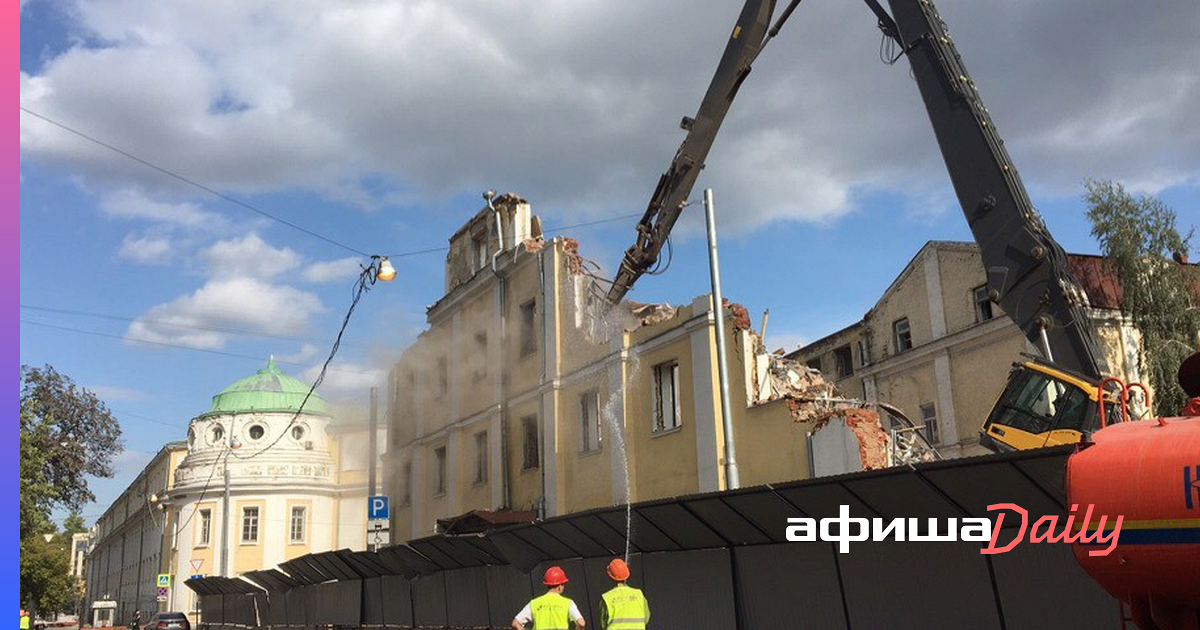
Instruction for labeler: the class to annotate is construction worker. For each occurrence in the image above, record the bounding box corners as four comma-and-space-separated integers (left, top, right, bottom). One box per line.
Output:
131, 609, 142, 630
598, 559, 649, 629
512, 566, 586, 629
19, 609, 29, 630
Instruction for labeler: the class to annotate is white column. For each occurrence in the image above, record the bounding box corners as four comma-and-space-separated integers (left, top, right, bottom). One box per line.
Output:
446, 428, 461, 516
489, 412, 503, 508
923, 247, 947, 340
933, 351, 960, 446
689, 301, 721, 493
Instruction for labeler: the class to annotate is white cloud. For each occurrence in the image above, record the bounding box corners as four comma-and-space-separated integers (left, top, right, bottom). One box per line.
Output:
301, 360, 385, 403
100, 188, 222, 227
117, 234, 172, 264
302, 257, 361, 283
17, 0, 1200, 232
276, 343, 319, 364
201, 233, 301, 279
126, 277, 324, 349
87, 385, 151, 401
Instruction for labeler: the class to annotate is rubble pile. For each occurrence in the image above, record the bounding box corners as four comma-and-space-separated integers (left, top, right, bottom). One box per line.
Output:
754, 347, 891, 470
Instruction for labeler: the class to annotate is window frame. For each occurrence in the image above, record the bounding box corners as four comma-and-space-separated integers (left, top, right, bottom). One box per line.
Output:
920, 402, 939, 444
473, 431, 489, 485
973, 284, 995, 323
580, 390, 602, 454
473, 232, 489, 272
433, 446, 448, 497
521, 415, 540, 470
288, 506, 307, 544
893, 318, 913, 353
197, 508, 212, 547
400, 461, 413, 506
240, 506, 260, 545
519, 300, 538, 357
833, 345, 854, 378
652, 360, 682, 434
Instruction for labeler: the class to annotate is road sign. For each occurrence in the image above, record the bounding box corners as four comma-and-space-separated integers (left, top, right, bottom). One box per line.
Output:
368, 495, 389, 520
156, 586, 168, 602
190, 574, 203, 581
156, 574, 171, 588
190, 558, 204, 572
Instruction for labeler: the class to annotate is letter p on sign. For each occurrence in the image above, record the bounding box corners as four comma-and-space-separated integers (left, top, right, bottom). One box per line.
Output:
369, 495, 389, 520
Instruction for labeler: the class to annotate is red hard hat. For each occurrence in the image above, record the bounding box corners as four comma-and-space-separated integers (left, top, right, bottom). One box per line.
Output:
543, 566, 569, 586
607, 558, 630, 581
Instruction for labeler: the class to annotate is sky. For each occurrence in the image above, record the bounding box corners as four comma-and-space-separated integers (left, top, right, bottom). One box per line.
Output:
18, 0, 1199, 526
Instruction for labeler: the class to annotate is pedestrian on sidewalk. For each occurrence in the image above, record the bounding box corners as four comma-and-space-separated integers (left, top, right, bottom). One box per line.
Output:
599, 559, 649, 629
512, 566, 586, 629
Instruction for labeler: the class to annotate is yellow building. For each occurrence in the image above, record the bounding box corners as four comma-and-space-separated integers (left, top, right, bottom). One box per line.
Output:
82, 441, 188, 625
384, 194, 839, 542
78, 360, 383, 617
790, 241, 1141, 460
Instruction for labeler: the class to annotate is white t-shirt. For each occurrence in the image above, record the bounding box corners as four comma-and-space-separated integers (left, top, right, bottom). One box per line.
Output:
514, 600, 584, 625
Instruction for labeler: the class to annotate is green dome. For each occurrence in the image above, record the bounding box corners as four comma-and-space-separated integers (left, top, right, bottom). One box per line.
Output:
203, 357, 328, 417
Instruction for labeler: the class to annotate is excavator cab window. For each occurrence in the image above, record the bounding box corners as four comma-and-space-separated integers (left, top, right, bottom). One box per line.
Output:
990, 369, 1091, 436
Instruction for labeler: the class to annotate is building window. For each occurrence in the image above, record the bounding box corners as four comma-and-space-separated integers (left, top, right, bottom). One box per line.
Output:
473, 431, 488, 484
474, 332, 488, 381
197, 509, 211, 546
580, 391, 601, 453
473, 233, 488, 272
921, 403, 939, 444
291, 425, 306, 441
401, 461, 413, 506
973, 284, 994, 323
833, 345, 854, 378
893, 318, 913, 353
437, 356, 448, 397
520, 300, 538, 357
521, 415, 539, 470
241, 506, 259, 544
289, 506, 306, 544
248, 424, 265, 440
210, 425, 225, 445
653, 361, 681, 433
806, 357, 822, 372
433, 446, 447, 497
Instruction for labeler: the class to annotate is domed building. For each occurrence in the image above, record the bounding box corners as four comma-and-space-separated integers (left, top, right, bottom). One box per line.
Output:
163, 358, 379, 613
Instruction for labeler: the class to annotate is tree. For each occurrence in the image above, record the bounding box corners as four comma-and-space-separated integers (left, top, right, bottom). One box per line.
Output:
20, 365, 123, 616
20, 365, 124, 514
1085, 180, 1200, 415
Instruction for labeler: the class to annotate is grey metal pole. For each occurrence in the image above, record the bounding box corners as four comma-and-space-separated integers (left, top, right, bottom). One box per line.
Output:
369, 387, 378, 497
704, 188, 740, 490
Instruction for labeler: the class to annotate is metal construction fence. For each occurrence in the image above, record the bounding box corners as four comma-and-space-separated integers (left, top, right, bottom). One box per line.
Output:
188, 446, 1120, 629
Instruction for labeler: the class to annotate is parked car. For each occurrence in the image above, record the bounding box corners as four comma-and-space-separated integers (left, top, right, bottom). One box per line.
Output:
143, 613, 190, 630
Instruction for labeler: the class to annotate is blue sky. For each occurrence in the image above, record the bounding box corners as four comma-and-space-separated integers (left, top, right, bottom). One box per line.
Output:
19, 0, 1199, 525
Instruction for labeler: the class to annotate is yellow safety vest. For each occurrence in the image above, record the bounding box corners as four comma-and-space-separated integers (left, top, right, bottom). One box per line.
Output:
601, 584, 649, 629
20, 615, 29, 630
530, 592, 575, 630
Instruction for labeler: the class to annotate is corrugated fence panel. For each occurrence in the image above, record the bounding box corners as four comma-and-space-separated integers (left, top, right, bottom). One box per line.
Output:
642, 548, 736, 629
485, 565, 533, 628
361, 577, 384, 626
411, 572, 448, 629
989, 540, 1120, 630
733, 543, 848, 630
838, 540, 1002, 630
444, 567, 490, 629
380, 575, 414, 628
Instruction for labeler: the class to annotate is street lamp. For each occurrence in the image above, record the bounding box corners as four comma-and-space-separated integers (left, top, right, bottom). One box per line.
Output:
376, 257, 397, 282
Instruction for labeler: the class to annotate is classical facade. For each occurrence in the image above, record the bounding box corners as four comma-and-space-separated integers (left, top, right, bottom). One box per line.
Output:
384, 194, 857, 543
84, 359, 382, 619
82, 441, 187, 625
790, 241, 1141, 458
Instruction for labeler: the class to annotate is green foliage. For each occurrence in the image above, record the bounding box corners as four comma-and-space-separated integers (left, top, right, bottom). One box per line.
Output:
1085, 180, 1200, 415
20, 533, 77, 616
20, 365, 122, 617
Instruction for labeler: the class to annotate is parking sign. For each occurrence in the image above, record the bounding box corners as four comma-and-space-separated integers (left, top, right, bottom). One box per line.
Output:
368, 495, 389, 520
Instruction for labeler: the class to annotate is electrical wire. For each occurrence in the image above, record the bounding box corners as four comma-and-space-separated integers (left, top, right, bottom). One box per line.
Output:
228, 260, 380, 460
19, 319, 380, 376
20, 304, 370, 350
20, 106, 371, 258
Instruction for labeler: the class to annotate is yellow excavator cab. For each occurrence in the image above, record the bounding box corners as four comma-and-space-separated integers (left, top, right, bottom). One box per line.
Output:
979, 359, 1119, 452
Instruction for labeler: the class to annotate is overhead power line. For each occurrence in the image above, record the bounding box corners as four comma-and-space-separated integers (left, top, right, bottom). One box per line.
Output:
20, 304, 369, 350
20, 319, 381, 377
20, 105, 371, 257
